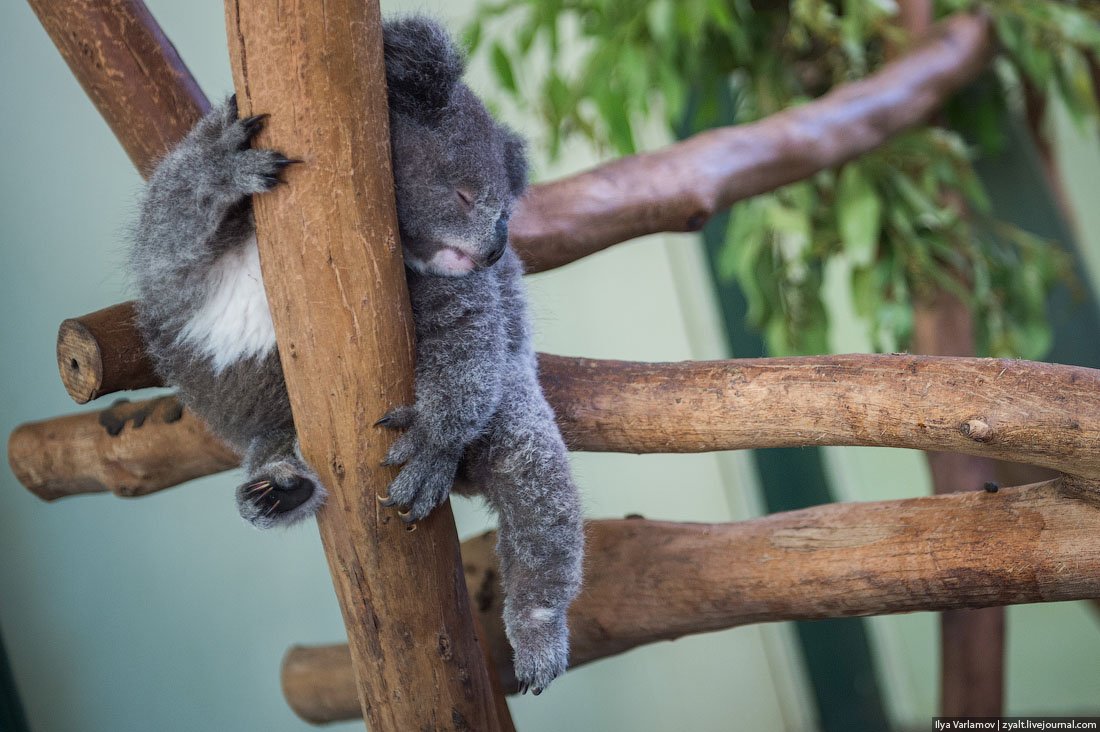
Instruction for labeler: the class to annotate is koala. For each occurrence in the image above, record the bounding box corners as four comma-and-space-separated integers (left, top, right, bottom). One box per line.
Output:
130, 16, 583, 694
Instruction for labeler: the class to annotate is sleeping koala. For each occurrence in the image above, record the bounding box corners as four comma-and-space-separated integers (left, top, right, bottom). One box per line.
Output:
130, 16, 583, 694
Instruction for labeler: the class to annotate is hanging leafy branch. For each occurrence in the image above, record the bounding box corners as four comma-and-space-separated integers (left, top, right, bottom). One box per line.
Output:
467, 0, 1100, 358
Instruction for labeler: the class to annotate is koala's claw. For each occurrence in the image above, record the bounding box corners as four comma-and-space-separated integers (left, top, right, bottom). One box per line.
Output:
374, 405, 417, 430
377, 493, 397, 507
239, 113, 269, 142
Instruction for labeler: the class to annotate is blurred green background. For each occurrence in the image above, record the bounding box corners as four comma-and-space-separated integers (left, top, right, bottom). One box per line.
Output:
1, 1, 1098, 731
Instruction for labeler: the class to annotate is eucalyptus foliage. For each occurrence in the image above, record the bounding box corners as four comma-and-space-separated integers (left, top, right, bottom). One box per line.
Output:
467, 0, 1100, 358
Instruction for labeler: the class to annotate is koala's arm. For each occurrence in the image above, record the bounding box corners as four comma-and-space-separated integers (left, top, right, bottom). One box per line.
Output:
378, 270, 506, 520
130, 98, 293, 297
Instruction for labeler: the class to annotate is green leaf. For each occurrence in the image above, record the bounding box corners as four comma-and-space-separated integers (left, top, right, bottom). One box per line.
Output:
490, 42, 517, 94
835, 165, 882, 267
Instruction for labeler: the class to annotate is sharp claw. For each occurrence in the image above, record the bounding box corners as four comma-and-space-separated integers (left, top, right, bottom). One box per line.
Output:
262, 174, 285, 187
377, 494, 396, 507
374, 416, 391, 427
518, 682, 528, 695
241, 113, 269, 135
397, 510, 416, 524
380, 458, 397, 467
272, 155, 302, 170
532, 687, 543, 696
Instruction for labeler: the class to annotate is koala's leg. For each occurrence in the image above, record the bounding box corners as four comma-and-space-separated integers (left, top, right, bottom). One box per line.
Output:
236, 428, 326, 530
131, 96, 296, 296
469, 380, 585, 695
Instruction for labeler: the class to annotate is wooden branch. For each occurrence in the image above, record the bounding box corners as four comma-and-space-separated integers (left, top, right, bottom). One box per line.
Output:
512, 12, 993, 272
224, 1, 507, 730
26, 0, 208, 175
57, 303, 159, 404
16, 353, 1100, 501
281, 477, 1100, 723
7, 396, 237, 501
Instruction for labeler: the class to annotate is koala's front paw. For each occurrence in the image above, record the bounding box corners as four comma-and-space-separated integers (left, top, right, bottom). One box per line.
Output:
507, 606, 570, 695
375, 409, 458, 522
189, 98, 300, 199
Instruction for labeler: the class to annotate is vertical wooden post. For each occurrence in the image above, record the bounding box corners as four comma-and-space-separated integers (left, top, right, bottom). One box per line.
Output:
897, 1, 1004, 717
223, 2, 509, 730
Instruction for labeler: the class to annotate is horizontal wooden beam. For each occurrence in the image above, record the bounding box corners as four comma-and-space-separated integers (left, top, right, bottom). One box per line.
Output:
281, 477, 1100, 722
15, 353, 1100, 501
7, 396, 237, 501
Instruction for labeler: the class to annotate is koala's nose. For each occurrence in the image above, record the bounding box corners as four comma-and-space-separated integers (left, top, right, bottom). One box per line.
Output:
486, 217, 508, 265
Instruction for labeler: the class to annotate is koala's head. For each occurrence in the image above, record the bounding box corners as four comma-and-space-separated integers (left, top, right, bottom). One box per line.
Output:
383, 17, 528, 278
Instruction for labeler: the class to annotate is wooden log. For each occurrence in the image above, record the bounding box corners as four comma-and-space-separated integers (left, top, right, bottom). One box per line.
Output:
57, 303, 159, 404
25, 0, 208, 176
16, 352, 1100, 501
223, 1, 507, 730
7, 396, 237, 501
282, 477, 1100, 722
45, 12, 994, 406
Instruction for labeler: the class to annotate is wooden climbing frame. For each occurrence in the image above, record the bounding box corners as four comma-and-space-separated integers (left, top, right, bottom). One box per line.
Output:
10, 0, 1100, 728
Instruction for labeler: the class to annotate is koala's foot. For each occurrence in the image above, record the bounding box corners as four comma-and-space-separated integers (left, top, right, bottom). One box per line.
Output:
506, 605, 570, 695
189, 97, 299, 201
375, 407, 458, 522
236, 459, 325, 530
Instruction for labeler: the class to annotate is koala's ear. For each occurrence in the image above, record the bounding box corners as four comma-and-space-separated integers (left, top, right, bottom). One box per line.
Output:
383, 16, 465, 123
501, 127, 529, 196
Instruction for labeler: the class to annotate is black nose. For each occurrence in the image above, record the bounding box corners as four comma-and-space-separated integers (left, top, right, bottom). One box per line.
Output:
485, 239, 506, 266
485, 218, 508, 265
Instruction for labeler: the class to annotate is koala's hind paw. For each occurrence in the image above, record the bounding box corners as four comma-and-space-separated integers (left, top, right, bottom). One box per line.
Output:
509, 608, 570, 696
236, 461, 325, 530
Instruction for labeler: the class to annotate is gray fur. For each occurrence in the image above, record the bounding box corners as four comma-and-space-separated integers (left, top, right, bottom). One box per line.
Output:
129, 15, 583, 693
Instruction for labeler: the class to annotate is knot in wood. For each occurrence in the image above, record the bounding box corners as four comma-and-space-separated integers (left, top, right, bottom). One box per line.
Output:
960, 417, 993, 443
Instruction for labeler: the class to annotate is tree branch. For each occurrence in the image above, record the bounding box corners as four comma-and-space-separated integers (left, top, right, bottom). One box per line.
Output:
14, 352, 1100, 501
512, 12, 993, 272
280, 477, 1100, 722
25, 0, 209, 176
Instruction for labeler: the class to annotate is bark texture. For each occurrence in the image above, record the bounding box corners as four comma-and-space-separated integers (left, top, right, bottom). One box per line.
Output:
16, 353, 1100, 501
7, 396, 237, 501
283, 477, 1100, 723
25, 0, 208, 175
224, 1, 506, 729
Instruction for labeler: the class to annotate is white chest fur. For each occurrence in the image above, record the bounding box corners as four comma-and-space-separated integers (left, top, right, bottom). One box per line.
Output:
177, 234, 277, 372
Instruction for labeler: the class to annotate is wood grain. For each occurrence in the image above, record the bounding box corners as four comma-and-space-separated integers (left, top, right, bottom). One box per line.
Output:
25, 0, 208, 176
224, 1, 507, 729
57, 303, 159, 404
283, 477, 1100, 722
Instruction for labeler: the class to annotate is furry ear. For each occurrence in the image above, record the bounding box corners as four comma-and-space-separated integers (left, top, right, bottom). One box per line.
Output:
383, 16, 465, 123
501, 126, 529, 196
